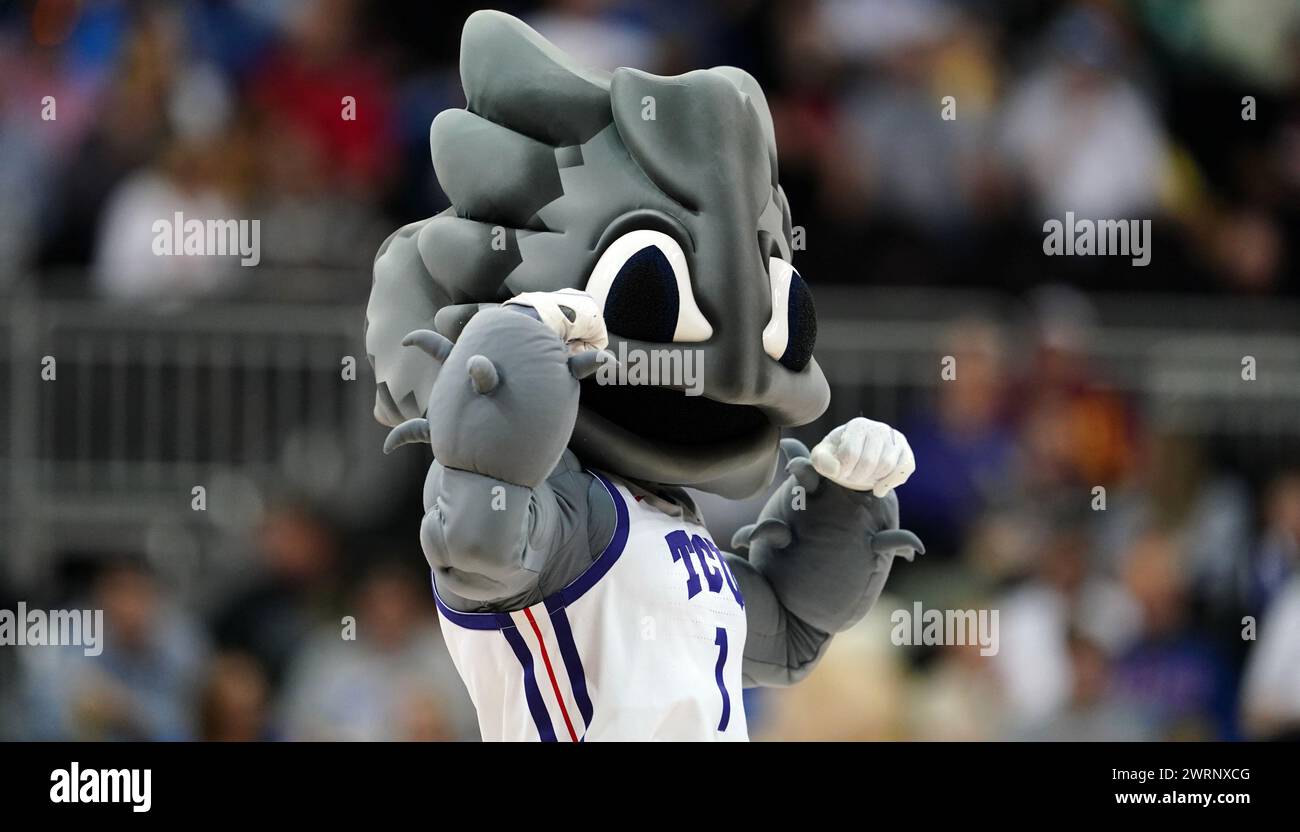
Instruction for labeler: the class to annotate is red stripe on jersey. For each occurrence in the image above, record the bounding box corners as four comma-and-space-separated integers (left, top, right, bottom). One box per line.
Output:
523, 607, 580, 742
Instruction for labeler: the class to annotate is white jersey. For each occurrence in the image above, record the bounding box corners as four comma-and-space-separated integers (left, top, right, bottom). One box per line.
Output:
434, 472, 749, 741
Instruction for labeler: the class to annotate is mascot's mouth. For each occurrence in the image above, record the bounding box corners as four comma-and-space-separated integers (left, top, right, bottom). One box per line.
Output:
579, 379, 771, 447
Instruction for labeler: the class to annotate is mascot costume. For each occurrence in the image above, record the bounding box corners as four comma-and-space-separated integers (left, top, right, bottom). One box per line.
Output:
365, 10, 923, 741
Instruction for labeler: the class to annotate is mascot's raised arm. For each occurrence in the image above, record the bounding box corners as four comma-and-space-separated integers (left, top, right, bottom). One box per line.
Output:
365, 9, 923, 742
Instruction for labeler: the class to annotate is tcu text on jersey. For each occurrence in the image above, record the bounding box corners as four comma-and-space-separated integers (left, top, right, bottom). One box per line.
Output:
664, 530, 744, 607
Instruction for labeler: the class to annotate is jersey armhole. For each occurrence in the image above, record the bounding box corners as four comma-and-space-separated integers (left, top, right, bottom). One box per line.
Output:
434, 471, 630, 629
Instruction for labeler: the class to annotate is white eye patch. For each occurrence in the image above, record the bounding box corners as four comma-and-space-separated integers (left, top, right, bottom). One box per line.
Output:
763, 256, 795, 361
584, 229, 713, 343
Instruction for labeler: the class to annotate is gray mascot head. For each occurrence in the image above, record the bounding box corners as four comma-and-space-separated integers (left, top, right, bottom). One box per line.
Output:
366, 10, 829, 498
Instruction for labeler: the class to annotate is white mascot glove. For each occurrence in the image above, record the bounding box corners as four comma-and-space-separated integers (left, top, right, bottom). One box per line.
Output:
503, 288, 608, 354
810, 417, 916, 497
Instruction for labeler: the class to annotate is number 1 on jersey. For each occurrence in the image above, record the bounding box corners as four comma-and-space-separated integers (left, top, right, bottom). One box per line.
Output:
713, 626, 730, 731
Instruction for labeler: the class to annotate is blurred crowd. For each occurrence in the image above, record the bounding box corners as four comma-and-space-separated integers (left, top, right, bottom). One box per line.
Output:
2, 0, 1300, 741
0, 0, 1297, 299
759, 300, 1300, 741
8, 514, 480, 740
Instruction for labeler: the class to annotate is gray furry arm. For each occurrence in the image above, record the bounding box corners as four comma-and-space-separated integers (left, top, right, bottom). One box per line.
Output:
728, 443, 923, 687
421, 451, 614, 609
383, 302, 617, 611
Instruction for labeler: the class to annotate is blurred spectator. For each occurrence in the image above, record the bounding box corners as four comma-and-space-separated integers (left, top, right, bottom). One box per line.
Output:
993, 517, 1139, 726
41, 5, 172, 275
838, 9, 1001, 232
80, 10, 251, 301
1140, 0, 1300, 91
249, 0, 395, 192
278, 563, 477, 741
20, 558, 210, 740
199, 651, 276, 741
901, 317, 1016, 556
910, 638, 1005, 741
1011, 286, 1137, 490
213, 502, 340, 689
529, 0, 665, 73
1111, 531, 1239, 739
1247, 470, 1300, 612
0, 31, 94, 280
1098, 433, 1253, 616
1206, 207, 1286, 293
243, 0, 396, 279
1240, 574, 1300, 739
92, 131, 245, 302
1018, 633, 1154, 741
1000, 5, 1169, 219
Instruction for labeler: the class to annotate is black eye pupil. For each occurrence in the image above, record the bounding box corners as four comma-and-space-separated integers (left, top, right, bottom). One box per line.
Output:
780, 269, 816, 371
604, 245, 679, 343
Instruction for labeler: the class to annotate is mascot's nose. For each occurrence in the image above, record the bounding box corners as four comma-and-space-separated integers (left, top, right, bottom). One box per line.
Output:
691, 262, 771, 403
688, 240, 823, 420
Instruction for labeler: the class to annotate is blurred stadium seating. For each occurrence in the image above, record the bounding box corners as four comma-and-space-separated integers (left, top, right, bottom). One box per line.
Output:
2, 0, 1299, 741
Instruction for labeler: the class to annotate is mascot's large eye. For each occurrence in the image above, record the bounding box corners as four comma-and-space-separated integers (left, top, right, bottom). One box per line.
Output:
763, 257, 816, 371
584, 230, 713, 343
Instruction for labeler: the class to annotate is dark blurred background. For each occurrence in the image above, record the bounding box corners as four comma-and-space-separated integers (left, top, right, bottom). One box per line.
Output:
2, 0, 1299, 741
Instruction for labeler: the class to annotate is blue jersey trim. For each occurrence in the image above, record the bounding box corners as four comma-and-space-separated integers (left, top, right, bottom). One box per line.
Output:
548, 605, 594, 728
501, 625, 557, 742
433, 471, 630, 630
431, 584, 514, 631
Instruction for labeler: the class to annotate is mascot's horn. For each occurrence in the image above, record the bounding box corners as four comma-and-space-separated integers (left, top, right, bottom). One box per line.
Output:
870, 530, 926, 562
402, 329, 454, 362
383, 418, 431, 454
568, 349, 616, 380
467, 355, 500, 394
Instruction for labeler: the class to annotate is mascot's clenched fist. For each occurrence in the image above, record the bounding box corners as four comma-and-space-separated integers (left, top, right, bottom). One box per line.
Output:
811, 417, 916, 497
367, 10, 923, 741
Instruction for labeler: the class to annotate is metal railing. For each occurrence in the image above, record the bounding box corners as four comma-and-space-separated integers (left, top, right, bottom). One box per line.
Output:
1, 295, 394, 591
812, 319, 1300, 436
3, 287, 1299, 592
